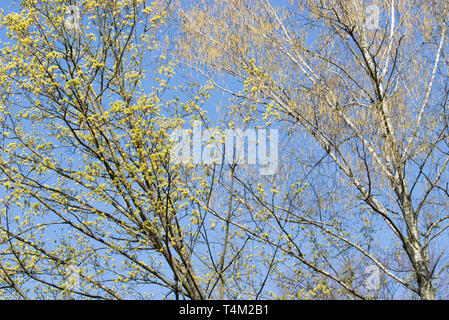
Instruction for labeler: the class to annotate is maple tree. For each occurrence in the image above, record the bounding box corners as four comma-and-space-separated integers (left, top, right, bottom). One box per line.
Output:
0, 0, 219, 299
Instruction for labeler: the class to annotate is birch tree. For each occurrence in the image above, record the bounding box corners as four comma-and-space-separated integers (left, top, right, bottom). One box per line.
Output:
178, 0, 449, 299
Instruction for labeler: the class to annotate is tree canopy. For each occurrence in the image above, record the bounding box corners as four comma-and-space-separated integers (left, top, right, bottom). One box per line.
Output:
1, 0, 449, 300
